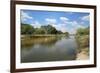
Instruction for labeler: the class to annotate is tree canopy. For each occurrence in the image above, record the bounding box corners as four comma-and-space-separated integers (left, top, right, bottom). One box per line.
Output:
41, 25, 57, 34
76, 27, 89, 36
21, 23, 34, 34
21, 23, 69, 35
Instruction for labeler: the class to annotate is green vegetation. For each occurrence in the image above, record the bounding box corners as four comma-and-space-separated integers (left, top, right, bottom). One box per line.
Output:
76, 27, 89, 36
21, 23, 34, 34
75, 27, 89, 59
21, 23, 69, 36
41, 25, 57, 34
76, 27, 89, 48
21, 23, 69, 49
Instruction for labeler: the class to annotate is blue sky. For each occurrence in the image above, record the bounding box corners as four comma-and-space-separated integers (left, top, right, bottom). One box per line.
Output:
21, 10, 90, 34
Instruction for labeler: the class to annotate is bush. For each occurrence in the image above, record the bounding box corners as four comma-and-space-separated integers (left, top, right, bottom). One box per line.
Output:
77, 35, 89, 48
76, 27, 89, 48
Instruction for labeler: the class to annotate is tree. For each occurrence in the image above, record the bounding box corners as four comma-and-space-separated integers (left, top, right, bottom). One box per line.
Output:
21, 23, 69, 35
34, 28, 45, 34
76, 27, 89, 48
63, 32, 69, 36
21, 23, 34, 34
41, 25, 57, 34
76, 27, 89, 36
57, 30, 63, 34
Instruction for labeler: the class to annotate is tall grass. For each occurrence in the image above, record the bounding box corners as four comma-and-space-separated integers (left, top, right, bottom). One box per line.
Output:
75, 28, 89, 59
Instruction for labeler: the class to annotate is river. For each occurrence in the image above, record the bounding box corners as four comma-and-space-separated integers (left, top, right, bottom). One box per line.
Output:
21, 35, 78, 63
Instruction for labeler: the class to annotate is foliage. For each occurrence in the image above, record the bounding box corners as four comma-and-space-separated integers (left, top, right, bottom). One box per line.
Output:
41, 25, 57, 34
21, 23, 69, 35
76, 27, 89, 48
34, 28, 45, 34
57, 31, 63, 34
76, 35, 89, 48
76, 27, 89, 36
63, 32, 69, 36
21, 23, 34, 34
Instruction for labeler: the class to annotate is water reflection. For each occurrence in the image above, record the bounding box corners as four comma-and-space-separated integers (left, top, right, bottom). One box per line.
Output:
21, 36, 78, 63
21, 36, 60, 49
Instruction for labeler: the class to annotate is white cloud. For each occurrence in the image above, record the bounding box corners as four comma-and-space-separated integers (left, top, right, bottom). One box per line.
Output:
31, 21, 41, 28
45, 18, 56, 24
21, 11, 33, 22
81, 15, 90, 21
70, 21, 78, 26
60, 17, 69, 24
46, 17, 85, 34
53, 20, 85, 34
30, 19, 85, 34
60, 17, 69, 21
69, 21, 85, 34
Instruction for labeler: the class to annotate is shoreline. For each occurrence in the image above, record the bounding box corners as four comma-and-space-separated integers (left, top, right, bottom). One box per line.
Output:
76, 48, 89, 60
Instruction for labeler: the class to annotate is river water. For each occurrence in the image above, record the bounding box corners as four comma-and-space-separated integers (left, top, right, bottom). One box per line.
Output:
21, 36, 78, 63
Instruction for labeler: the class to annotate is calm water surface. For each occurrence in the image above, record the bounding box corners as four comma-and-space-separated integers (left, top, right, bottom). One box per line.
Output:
21, 36, 78, 63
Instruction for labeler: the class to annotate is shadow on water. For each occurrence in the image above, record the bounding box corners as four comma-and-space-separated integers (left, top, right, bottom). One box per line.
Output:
21, 35, 78, 63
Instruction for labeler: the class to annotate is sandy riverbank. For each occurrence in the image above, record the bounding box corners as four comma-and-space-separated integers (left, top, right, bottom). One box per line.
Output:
76, 48, 89, 60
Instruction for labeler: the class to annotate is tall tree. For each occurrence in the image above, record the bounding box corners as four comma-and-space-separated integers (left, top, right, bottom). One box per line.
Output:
21, 23, 34, 34
41, 25, 57, 34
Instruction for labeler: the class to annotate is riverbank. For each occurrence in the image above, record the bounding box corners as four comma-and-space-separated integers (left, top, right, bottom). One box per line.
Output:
21, 34, 68, 37
76, 47, 89, 60
21, 34, 69, 40
75, 35, 89, 60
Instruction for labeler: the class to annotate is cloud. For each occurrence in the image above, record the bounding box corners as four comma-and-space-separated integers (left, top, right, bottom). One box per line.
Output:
68, 21, 85, 33
60, 17, 69, 24
31, 21, 41, 28
32, 17, 85, 34
81, 15, 90, 21
21, 11, 33, 22
60, 17, 69, 21
53, 20, 85, 34
45, 18, 56, 24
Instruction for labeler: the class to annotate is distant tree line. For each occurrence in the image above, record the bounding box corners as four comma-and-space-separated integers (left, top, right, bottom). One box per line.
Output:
21, 23, 69, 35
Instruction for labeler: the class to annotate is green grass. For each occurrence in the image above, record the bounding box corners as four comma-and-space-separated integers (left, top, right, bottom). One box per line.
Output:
75, 35, 89, 48
75, 34, 89, 59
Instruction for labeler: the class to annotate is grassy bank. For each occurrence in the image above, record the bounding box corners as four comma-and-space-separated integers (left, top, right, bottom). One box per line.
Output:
75, 35, 89, 60
21, 34, 68, 40
21, 34, 68, 37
